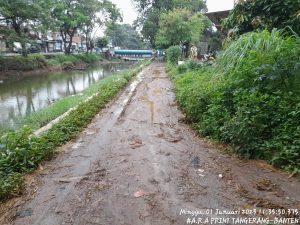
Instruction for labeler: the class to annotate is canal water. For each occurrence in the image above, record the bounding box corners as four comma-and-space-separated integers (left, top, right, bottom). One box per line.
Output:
0, 63, 132, 130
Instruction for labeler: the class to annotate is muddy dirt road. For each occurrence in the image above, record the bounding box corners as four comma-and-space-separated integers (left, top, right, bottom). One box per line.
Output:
2, 62, 299, 225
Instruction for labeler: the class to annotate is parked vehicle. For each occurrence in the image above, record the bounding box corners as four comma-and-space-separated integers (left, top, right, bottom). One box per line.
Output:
28, 45, 41, 53
17, 44, 41, 54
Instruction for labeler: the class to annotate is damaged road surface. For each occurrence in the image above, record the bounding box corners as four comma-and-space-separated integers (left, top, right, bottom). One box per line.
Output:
3, 62, 299, 225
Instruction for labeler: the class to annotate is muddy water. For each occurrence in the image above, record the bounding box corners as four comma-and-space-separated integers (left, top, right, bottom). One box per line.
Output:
0, 63, 132, 129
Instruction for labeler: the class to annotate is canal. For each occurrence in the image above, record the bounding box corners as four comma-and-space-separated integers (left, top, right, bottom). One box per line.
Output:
0, 63, 133, 130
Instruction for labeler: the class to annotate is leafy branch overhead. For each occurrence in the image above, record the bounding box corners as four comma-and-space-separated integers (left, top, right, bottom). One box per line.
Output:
223, 0, 300, 35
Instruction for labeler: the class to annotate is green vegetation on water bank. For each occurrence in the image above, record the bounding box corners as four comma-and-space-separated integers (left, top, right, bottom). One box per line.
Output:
0, 53, 102, 72
168, 30, 300, 174
0, 60, 151, 201
47, 52, 102, 65
7, 63, 131, 133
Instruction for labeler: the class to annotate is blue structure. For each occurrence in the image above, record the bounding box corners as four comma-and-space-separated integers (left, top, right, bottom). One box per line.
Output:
114, 50, 153, 58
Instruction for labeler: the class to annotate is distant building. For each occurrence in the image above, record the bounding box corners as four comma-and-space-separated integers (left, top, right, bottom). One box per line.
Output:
0, 26, 87, 53
194, 9, 232, 56
41, 31, 63, 52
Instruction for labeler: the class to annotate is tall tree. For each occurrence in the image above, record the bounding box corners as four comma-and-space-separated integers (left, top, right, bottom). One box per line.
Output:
51, 0, 87, 54
133, 0, 207, 47
223, 0, 300, 35
95, 36, 108, 51
173, 0, 207, 13
51, 0, 120, 54
82, 0, 121, 53
133, 8, 160, 47
105, 23, 145, 49
155, 9, 205, 51
0, 0, 51, 56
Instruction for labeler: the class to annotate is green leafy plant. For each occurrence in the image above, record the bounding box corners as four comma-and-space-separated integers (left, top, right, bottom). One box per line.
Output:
155, 9, 205, 49
166, 46, 181, 64
223, 0, 300, 35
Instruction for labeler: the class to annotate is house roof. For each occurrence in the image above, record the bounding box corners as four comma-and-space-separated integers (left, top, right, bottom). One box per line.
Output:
205, 10, 231, 29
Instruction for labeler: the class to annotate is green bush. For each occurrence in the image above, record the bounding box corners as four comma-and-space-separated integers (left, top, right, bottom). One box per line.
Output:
177, 60, 209, 74
51, 54, 79, 64
76, 52, 101, 63
177, 64, 188, 74
0, 53, 101, 70
186, 59, 204, 70
171, 30, 300, 173
0, 54, 47, 71
0, 173, 24, 200
166, 45, 181, 64
49, 53, 101, 65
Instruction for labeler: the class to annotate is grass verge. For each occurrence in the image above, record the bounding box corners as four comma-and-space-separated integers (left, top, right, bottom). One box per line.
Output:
0, 59, 152, 201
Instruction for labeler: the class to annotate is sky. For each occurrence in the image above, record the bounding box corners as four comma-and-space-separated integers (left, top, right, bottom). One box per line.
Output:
110, 0, 138, 25
112, 0, 235, 25
207, 0, 234, 12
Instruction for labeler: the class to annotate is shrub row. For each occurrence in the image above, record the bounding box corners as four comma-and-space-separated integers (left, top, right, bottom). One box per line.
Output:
0, 60, 151, 200
170, 30, 300, 173
47, 52, 101, 65
0, 53, 101, 71
0, 54, 47, 71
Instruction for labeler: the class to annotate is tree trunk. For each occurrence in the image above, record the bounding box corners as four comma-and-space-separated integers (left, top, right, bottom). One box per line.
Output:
184, 42, 190, 58
65, 30, 75, 55
90, 41, 94, 53
12, 19, 28, 57
85, 34, 89, 53
61, 31, 68, 54
21, 41, 28, 57
66, 35, 73, 54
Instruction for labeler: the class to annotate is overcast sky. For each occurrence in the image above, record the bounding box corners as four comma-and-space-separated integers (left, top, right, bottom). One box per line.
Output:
112, 0, 235, 25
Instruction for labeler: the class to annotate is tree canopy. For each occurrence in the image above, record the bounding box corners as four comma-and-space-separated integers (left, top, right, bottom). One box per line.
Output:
51, 0, 121, 54
223, 0, 300, 35
95, 36, 108, 50
0, 0, 52, 56
155, 9, 205, 49
133, 0, 207, 47
80, 0, 121, 53
105, 23, 146, 49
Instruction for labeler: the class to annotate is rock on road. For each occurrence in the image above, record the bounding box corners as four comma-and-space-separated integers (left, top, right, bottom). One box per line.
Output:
2, 62, 299, 225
